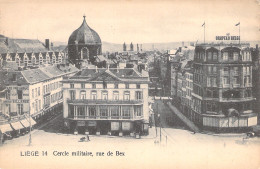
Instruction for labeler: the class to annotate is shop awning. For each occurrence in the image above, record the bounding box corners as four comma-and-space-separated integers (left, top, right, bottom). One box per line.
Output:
20, 119, 30, 128
10, 121, 24, 130
0, 123, 13, 133
28, 117, 36, 126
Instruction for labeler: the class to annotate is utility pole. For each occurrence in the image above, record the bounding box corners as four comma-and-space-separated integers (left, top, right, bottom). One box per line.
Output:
28, 104, 32, 146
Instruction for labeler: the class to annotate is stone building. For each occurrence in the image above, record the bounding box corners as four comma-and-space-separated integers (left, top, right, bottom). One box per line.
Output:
192, 43, 257, 131
62, 67, 150, 136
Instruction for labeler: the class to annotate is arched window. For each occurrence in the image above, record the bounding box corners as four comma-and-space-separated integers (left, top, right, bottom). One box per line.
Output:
52, 55, 56, 64
15, 56, 20, 66
81, 47, 89, 60
24, 56, 28, 66
46, 55, 50, 64
31, 56, 36, 65
39, 55, 43, 65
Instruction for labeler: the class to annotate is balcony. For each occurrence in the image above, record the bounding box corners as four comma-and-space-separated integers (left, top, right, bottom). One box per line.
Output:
219, 97, 255, 102
67, 99, 143, 105
71, 115, 142, 120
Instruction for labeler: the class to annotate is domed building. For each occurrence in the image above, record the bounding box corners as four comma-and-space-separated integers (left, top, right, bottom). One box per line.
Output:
68, 16, 102, 68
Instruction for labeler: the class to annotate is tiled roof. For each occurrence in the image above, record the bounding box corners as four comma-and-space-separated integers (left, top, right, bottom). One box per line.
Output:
22, 68, 50, 83
0, 36, 49, 54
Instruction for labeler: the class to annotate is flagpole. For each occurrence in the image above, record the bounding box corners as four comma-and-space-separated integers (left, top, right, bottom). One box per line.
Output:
204, 22, 205, 43
239, 23, 240, 44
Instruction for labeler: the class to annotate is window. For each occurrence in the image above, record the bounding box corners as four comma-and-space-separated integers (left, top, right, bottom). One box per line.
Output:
80, 91, 86, 99
135, 106, 142, 116
212, 66, 217, 73
38, 100, 41, 110
233, 52, 239, 61
223, 67, 229, 75
81, 83, 85, 89
102, 91, 108, 100
233, 76, 239, 84
125, 84, 129, 89
38, 87, 40, 96
211, 77, 217, 87
223, 52, 228, 61
114, 84, 118, 89
233, 67, 239, 75
122, 106, 130, 118
208, 66, 212, 74
135, 91, 142, 100
207, 52, 212, 61
32, 89, 34, 98
77, 106, 85, 116
91, 91, 97, 100
213, 52, 218, 60
70, 90, 75, 100
137, 84, 140, 89
111, 106, 119, 117
92, 84, 96, 89
17, 104, 23, 115
35, 101, 38, 112
35, 88, 38, 97
17, 90, 23, 99
113, 91, 119, 100
223, 77, 229, 84
124, 91, 130, 100
70, 84, 74, 88
229, 52, 233, 60
100, 106, 108, 117
89, 106, 96, 117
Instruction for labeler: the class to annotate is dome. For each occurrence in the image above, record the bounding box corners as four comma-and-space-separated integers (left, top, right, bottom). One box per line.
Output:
68, 16, 101, 45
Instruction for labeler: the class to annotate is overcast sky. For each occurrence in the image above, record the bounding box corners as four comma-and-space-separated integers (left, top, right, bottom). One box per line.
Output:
0, 0, 259, 44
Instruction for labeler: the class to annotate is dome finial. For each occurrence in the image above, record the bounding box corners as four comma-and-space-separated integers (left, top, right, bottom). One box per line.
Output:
83, 14, 86, 21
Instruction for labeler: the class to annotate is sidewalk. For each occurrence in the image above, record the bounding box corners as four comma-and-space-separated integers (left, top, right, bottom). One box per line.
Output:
167, 102, 200, 133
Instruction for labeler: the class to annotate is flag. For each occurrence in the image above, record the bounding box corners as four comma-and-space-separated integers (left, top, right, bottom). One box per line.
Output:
202, 22, 205, 27
235, 22, 240, 26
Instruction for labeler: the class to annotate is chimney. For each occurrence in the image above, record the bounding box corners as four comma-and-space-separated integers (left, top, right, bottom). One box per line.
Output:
179, 47, 182, 52
45, 39, 50, 50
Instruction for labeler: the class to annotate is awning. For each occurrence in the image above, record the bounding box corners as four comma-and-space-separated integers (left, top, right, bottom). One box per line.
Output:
20, 119, 30, 128
0, 123, 13, 133
10, 121, 24, 130
25, 117, 36, 126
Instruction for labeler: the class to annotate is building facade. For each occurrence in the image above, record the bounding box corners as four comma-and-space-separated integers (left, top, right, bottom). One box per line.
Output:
62, 68, 150, 136
191, 43, 257, 131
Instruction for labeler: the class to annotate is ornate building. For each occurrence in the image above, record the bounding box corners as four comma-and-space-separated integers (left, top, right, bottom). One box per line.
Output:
62, 67, 150, 136
68, 16, 102, 69
192, 43, 257, 131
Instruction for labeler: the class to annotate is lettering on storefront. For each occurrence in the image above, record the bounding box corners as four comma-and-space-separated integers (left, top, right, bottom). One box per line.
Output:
88, 121, 97, 126
122, 122, 131, 131
13, 100, 29, 103
77, 121, 86, 126
216, 34, 240, 40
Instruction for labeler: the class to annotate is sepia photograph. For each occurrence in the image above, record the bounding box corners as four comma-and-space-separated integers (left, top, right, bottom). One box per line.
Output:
0, 0, 259, 168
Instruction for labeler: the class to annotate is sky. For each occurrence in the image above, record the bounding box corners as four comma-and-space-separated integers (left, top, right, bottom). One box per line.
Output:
0, 0, 259, 44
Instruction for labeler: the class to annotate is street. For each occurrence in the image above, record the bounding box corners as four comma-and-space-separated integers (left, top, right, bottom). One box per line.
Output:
0, 104, 260, 169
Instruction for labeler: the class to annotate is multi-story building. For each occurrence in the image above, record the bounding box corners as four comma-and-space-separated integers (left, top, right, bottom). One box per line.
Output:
62, 67, 150, 136
192, 43, 257, 131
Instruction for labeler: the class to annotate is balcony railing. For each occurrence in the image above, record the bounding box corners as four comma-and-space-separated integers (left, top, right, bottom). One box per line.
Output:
71, 115, 141, 120
67, 99, 143, 105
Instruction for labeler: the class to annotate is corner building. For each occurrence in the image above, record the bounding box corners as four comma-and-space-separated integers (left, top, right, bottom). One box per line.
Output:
192, 43, 257, 131
62, 68, 150, 136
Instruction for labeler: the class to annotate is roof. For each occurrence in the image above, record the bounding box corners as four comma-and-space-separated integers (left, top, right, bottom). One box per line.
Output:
68, 16, 101, 45
66, 68, 149, 83
21, 64, 79, 84
95, 55, 115, 64
0, 35, 49, 54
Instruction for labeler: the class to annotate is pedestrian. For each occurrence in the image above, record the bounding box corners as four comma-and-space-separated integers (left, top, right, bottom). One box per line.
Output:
87, 134, 90, 141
